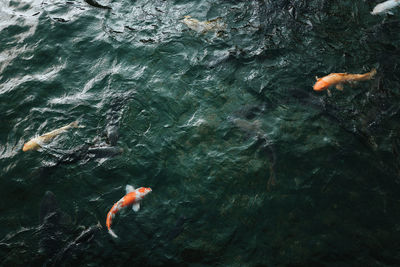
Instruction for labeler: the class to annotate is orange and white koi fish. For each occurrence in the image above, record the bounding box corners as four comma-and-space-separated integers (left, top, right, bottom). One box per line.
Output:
23, 121, 83, 152
313, 69, 377, 92
106, 185, 152, 238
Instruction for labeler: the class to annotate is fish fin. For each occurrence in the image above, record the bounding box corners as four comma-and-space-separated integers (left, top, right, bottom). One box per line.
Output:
315, 76, 319, 81
125, 185, 135, 194
335, 83, 344, 91
327, 89, 332, 97
108, 229, 118, 238
69, 121, 79, 128
132, 203, 140, 212
207, 17, 222, 23
369, 68, 377, 79
348, 81, 358, 88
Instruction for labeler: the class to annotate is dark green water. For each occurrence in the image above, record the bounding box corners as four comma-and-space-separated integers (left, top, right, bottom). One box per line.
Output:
1, 0, 400, 266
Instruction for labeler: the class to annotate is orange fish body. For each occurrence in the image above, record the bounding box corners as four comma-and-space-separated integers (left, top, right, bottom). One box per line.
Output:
106, 185, 152, 238
313, 69, 377, 91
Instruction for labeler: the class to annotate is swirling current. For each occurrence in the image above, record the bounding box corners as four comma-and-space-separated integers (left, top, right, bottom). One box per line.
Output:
1, 0, 400, 266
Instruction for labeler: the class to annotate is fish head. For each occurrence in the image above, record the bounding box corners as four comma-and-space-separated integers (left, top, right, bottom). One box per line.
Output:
181, 16, 191, 23
313, 79, 330, 91
182, 16, 199, 29
371, 1, 399, 15
370, 8, 380, 15
23, 140, 40, 152
137, 187, 152, 197
106, 125, 119, 146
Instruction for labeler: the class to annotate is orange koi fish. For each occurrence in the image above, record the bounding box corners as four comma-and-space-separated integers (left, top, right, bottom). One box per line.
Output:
23, 121, 83, 152
106, 185, 152, 238
313, 69, 377, 92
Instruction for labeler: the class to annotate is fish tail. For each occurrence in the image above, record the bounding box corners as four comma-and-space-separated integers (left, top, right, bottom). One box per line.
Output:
368, 68, 377, 79
108, 228, 118, 238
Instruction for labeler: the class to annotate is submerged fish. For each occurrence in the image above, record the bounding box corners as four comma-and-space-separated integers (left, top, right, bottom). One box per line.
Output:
231, 118, 277, 190
23, 121, 83, 152
371, 0, 400, 15
234, 104, 266, 120
36, 144, 122, 171
105, 125, 119, 146
39, 192, 101, 265
313, 69, 377, 92
181, 16, 226, 33
51, 222, 102, 265
106, 185, 152, 238
38, 191, 72, 258
87, 146, 123, 158
73, 223, 102, 244
168, 216, 190, 241
39, 191, 59, 223
232, 118, 263, 136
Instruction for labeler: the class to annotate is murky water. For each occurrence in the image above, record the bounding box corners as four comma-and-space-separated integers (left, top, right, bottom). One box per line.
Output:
1, 0, 400, 265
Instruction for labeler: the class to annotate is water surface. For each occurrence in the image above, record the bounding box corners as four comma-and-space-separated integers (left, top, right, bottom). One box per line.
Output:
1, 0, 400, 266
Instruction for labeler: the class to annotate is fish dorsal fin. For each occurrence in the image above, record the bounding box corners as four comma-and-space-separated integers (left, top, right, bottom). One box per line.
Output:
132, 203, 140, 212
126, 185, 135, 194
207, 17, 221, 23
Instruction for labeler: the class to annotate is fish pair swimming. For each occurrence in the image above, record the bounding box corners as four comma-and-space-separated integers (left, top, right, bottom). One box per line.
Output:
106, 185, 152, 238
23, 121, 123, 160
313, 69, 377, 92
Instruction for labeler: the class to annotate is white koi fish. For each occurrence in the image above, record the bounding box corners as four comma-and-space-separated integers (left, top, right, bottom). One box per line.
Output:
23, 121, 83, 152
371, 0, 400, 15
181, 16, 226, 33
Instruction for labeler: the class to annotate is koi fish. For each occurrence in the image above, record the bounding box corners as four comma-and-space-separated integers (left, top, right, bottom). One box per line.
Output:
371, 0, 400, 15
168, 215, 190, 241
23, 121, 83, 152
39, 191, 72, 257
230, 118, 277, 190
87, 146, 123, 158
181, 16, 225, 33
313, 69, 377, 92
51, 222, 102, 265
106, 185, 152, 238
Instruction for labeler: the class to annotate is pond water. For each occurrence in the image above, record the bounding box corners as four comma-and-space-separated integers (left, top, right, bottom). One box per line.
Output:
1, 0, 400, 265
